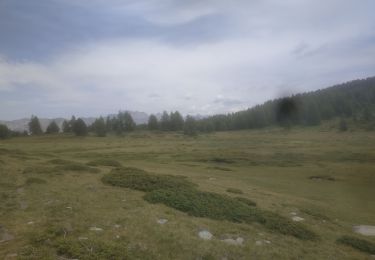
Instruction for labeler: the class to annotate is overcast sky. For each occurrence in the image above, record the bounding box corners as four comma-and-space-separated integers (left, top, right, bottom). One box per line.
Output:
0, 0, 374, 120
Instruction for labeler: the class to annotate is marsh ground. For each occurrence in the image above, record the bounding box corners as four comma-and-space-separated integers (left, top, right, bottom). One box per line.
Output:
0, 127, 375, 259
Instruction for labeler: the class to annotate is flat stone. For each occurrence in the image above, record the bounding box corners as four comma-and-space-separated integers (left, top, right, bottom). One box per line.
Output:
221, 237, 244, 246
27, 221, 34, 225
89, 227, 103, 232
198, 230, 213, 240
114, 224, 121, 229
353, 225, 375, 236
20, 201, 28, 210
78, 236, 88, 240
290, 212, 297, 216
5, 253, 18, 259
292, 216, 304, 222
255, 240, 263, 246
157, 219, 168, 225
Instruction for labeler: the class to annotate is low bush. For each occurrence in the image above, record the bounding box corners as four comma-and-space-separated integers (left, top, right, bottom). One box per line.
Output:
144, 188, 317, 240
87, 159, 122, 167
308, 175, 335, 181
226, 188, 243, 194
102, 167, 196, 192
210, 157, 235, 164
337, 235, 375, 254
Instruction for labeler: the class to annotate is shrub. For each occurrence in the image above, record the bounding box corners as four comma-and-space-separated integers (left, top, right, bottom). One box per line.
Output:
102, 167, 196, 192
144, 188, 317, 240
226, 188, 243, 194
309, 175, 335, 181
337, 235, 375, 254
210, 157, 235, 164
87, 159, 122, 167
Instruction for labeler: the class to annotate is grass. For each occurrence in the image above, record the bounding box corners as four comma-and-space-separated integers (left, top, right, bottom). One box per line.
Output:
55, 163, 100, 173
86, 158, 122, 167
337, 235, 375, 254
1, 129, 375, 259
226, 188, 243, 194
25, 177, 47, 185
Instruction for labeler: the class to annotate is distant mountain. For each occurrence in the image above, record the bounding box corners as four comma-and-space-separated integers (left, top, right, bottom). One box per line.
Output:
0, 111, 149, 132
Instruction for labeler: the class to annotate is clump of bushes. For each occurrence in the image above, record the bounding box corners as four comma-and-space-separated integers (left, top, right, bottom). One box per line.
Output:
86, 159, 122, 167
226, 188, 243, 194
308, 175, 335, 181
337, 235, 375, 254
102, 167, 317, 240
144, 188, 317, 240
25, 177, 47, 185
102, 167, 196, 192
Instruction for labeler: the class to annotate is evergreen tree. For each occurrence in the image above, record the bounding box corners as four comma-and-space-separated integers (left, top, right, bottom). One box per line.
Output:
148, 115, 159, 130
0, 124, 10, 139
28, 116, 43, 135
92, 117, 107, 137
170, 111, 184, 131
45, 121, 60, 134
62, 120, 71, 133
160, 111, 170, 131
123, 112, 136, 132
72, 118, 88, 136
184, 116, 197, 136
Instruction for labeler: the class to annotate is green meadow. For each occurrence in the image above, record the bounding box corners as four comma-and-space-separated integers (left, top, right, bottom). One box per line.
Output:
1, 127, 375, 259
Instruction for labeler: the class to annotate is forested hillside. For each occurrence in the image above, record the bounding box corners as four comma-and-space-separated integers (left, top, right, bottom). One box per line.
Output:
197, 77, 375, 131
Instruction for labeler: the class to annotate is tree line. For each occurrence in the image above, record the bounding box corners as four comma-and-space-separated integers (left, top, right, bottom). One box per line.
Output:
1, 77, 374, 139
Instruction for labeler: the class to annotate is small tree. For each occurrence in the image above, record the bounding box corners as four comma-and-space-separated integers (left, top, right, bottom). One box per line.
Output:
170, 111, 184, 131
28, 116, 43, 135
0, 124, 10, 139
184, 115, 197, 136
148, 115, 159, 130
62, 120, 71, 133
92, 117, 107, 137
72, 118, 88, 136
45, 121, 60, 134
124, 112, 136, 132
160, 111, 170, 131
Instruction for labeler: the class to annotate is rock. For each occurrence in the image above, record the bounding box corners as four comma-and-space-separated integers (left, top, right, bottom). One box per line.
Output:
255, 240, 263, 246
66, 206, 72, 210
16, 187, 24, 194
198, 230, 213, 240
157, 219, 168, 225
292, 216, 304, 222
290, 212, 297, 216
264, 240, 271, 244
353, 225, 375, 236
221, 237, 244, 246
78, 236, 88, 240
89, 227, 103, 232
27, 221, 34, 225
114, 224, 121, 229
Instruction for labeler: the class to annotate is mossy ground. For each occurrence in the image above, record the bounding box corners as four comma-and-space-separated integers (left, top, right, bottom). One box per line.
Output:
0, 128, 375, 259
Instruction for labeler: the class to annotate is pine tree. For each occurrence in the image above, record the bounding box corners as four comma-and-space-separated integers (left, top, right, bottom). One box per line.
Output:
62, 120, 71, 133
160, 111, 170, 131
28, 116, 43, 135
148, 115, 159, 130
184, 116, 197, 136
45, 121, 60, 134
0, 124, 10, 139
92, 117, 107, 137
170, 111, 184, 131
124, 112, 136, 132
72, 118, 88, 136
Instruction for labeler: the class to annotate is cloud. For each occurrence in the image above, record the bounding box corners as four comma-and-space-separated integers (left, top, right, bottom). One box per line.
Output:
0, 0, 374, 119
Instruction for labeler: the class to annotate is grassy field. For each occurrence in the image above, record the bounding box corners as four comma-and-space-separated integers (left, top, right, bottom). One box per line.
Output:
1, 128, 375, 259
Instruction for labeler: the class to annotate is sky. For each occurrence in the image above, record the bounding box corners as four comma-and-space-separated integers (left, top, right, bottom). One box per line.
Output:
0, 0, 375, 120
